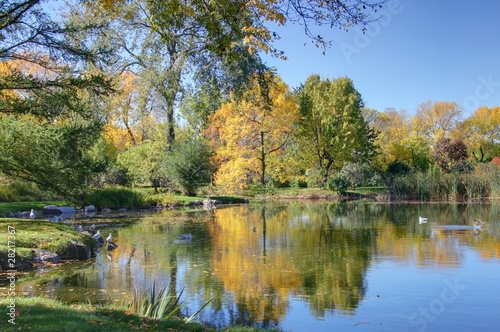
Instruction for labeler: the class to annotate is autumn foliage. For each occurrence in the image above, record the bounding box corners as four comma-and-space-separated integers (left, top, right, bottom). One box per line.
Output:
207, 73, 298, 193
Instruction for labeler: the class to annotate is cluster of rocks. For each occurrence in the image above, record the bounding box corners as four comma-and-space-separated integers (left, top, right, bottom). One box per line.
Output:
0, 241, 92, 271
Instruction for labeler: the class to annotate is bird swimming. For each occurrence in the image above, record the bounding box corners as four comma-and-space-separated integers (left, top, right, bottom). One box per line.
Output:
473, 219, 484, 228
179, 233, 192, 240
419, 216, 428, 224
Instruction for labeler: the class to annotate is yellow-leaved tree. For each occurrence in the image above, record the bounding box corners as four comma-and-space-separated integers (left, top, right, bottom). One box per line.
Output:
207, 73, 299, 194
455, 106, 500, 161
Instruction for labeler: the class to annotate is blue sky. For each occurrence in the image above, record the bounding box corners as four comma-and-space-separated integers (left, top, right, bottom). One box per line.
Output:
260, 0, 500, 118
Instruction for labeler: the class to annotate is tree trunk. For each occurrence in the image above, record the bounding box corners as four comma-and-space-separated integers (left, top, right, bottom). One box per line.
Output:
260, 131, 266, 185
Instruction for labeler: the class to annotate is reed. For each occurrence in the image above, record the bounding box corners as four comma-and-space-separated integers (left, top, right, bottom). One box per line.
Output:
387, 164, 500, 201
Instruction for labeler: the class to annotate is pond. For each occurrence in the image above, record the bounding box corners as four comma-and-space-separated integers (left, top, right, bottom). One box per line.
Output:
11, 202, 500, 331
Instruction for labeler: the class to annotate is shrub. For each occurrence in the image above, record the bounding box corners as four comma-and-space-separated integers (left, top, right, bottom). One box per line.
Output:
306, 168, 324, 188
386, 161, 411, 177
83, 187, 145, 210
327, 175, 351, 195
339, 162, 381, 188
164, 138, 212, 196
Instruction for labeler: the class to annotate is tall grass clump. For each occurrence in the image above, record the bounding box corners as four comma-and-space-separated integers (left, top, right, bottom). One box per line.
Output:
388, 163, 500, 201
84, 187, 145, 210
127, 282, 212, 322
466, 163, 500, 200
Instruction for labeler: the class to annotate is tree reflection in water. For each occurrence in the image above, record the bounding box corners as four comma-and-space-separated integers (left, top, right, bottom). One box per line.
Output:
12, 202, 500, 330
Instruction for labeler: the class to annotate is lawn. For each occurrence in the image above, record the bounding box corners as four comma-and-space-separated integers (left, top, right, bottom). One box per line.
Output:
0, 297, 282, 332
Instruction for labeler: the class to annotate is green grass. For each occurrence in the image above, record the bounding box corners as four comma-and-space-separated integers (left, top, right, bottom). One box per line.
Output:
0, 201, 66, 217
0, 218, 94, 258
348, 186, 389, 195
0, 297, 282, 332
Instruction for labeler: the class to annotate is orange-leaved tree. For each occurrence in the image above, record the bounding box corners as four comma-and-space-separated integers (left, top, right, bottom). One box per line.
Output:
207, 73, 299, 193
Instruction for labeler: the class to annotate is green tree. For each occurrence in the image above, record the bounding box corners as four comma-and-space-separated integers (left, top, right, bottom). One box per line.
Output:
296, 75, 377, 186
117, 139, 168, 191
164, 134, 212, 196
0, 1, 113, 202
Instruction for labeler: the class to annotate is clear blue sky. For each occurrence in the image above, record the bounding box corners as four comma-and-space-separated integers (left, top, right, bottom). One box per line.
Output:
260, 0, 500, 117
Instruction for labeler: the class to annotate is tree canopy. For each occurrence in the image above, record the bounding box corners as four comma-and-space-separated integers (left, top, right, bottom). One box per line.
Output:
96, 0, 384, 54
0, 0, 113, 202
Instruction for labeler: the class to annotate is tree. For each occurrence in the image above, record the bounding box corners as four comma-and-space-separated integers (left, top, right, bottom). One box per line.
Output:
98, 0, 385, 53
117, 139, 167, 191
455, 106, 500, 162
164, 132, 212, 196
296, 75, 377, 185
372, 108, 431, 172
432, 138, 469, 172
414, 101, 462, 142
208, 73, 299, 193
0, 0, 113, 201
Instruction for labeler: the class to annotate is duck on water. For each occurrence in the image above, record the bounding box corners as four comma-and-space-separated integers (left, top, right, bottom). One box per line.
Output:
430, 219, 487, 232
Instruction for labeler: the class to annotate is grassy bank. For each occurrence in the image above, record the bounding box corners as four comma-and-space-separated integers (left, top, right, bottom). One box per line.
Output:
0, 297, 280, 331
0, 219, 94, 260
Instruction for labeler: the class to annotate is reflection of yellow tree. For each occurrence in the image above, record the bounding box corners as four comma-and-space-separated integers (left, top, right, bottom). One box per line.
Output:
376, 223, 464, 268
209, 206, 302, 324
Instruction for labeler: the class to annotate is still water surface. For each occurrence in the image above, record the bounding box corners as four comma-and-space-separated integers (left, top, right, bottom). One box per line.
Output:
15, 202, 500, 331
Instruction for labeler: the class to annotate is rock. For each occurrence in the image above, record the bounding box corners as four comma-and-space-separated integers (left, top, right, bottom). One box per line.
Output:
101, 208, 112, 214
203, 199, 223, 210
0, 250, 33, 270
58, 206, 75, 214
20, 211, 32, 218
43, 205, 62, 215
31, 249, 61, 265
58, 242, 91, 260
84, 205, 96, 212
106, 241, 118, 251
